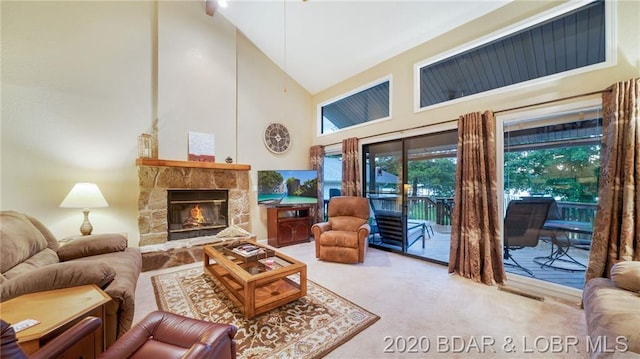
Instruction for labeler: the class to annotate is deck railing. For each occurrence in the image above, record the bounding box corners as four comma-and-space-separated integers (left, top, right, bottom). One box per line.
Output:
556, 201, 597, 224
366, 195, 597, 230
368, 196, 454, 225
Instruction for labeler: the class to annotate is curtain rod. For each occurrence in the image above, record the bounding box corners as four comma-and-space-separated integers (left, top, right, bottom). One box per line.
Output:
321, 88, 611, 148
493, 88, 610, 114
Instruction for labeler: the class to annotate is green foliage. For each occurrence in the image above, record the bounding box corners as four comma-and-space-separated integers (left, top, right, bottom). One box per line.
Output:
369, 145, 600, 203
374, 156, 400, 177
257, 171, 283, 193
408, 159, 457, 197
504, 145, 600, 203
286, 177, 317, 197
373, 157, 457, 197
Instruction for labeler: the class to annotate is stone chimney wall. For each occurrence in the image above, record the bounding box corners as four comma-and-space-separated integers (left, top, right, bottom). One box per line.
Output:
137, 165, 251, 246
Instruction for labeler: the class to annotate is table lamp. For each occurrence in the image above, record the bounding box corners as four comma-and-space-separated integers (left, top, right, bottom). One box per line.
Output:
60, 183, 109, 235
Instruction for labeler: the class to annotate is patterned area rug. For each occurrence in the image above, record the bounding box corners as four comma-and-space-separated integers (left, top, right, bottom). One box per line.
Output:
151, 267, 379, 359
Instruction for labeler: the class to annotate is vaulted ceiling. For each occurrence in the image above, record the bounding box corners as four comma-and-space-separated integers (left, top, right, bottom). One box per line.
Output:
213, 1, 513, 95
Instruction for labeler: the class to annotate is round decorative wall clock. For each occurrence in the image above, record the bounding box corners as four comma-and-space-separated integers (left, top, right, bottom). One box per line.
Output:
263, 122, 291, 154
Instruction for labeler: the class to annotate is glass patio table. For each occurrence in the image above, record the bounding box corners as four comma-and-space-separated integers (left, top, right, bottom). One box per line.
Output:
534, 220, 593, 271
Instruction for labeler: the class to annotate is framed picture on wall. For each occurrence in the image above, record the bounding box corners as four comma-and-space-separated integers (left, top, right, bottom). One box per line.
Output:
188, 131, 215, 162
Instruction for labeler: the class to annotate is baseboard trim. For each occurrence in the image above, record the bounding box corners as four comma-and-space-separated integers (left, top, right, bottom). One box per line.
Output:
506, 272, 583, 304
498, 285, 545, 301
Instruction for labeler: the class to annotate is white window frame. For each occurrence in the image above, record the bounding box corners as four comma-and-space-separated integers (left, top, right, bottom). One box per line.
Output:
496, 96, 602, 301
413, 0, 616, 113
317, 75, 393, 137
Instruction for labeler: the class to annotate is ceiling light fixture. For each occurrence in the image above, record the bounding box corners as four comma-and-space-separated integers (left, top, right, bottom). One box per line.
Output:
205, 0, 216, 16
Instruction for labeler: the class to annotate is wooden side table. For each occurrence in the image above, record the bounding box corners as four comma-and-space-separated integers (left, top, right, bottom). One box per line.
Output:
0, 284, 110, 358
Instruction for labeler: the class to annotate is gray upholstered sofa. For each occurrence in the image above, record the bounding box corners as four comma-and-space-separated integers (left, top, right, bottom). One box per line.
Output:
0, 211, 142, 347
582, 261, 640, 358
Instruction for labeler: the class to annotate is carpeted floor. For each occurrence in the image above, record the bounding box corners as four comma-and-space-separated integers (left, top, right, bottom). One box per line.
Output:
151, 267, 379, 359
135, 241, 588, 358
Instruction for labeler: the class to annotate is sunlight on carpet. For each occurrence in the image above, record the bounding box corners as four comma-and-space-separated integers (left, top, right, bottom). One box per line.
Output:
151, 267, 379, 359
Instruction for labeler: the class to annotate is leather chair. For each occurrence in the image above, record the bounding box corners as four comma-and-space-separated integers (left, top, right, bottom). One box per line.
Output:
99, 311, 237, 359
311, 196, 370, 264
1, 311, 237, 359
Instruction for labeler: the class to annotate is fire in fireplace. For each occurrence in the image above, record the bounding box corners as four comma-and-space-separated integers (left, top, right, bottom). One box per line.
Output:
167, 189, 228, 240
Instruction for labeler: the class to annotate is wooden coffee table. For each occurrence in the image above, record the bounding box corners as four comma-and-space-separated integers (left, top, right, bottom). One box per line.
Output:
203, 239, 307, 319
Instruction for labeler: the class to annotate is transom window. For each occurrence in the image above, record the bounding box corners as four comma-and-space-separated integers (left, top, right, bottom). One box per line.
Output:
417, 0, 606, 109
319, 78, 391, 135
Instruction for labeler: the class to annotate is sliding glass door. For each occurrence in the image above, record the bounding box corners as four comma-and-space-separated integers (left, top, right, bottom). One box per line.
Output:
404, 131, 457, 262
364, 141, 405, 248
363, 130, 457, 263
501, 109, 601, 289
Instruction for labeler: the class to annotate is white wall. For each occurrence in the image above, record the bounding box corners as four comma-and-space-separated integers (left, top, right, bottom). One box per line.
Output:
2, 1, 152, 243
157, 1, 236, 161
236, 31, 313, 240
311, 0, 640, 148
1, 0, 313, 245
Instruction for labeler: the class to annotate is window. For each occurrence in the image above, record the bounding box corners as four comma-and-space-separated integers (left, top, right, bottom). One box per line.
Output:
320, 78, 391, 135
364, 130, 457, 263
322, 154, 343, 201
501, 107, 602, 290
417, 0, 606, 109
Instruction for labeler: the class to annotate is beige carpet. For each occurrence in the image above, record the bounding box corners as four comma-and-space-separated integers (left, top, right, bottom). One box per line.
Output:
136, 242, 587, 358
151, 267, 379, 359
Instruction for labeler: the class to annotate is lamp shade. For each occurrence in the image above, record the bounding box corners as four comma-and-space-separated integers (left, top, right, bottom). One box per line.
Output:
60, 183, 109, 209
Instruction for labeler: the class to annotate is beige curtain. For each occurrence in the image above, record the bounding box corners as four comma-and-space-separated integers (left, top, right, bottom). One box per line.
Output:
449, 111, 506, 285
341, 137, 361, 197
310, 145, 325, 223
585, 78, 640, 282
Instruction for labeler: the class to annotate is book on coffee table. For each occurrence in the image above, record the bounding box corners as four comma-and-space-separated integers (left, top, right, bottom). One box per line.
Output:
232, 244, 261, 257
221, 242, 273, 263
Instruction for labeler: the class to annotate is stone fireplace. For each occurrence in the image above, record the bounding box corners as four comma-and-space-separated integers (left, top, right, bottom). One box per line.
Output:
137, 159, 251, 247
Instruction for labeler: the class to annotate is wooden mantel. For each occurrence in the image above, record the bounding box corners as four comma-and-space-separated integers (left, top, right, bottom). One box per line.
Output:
136, 158, 251, 170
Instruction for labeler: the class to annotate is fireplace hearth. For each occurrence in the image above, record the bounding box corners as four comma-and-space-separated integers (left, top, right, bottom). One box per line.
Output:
167, 189, 228, 241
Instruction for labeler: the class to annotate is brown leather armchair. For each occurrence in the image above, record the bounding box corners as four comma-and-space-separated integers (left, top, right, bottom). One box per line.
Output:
311, 196, 370, 264
1, 311, 237, 359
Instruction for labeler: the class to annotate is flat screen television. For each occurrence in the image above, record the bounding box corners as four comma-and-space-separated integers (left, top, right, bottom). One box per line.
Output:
257, 170, 318, 206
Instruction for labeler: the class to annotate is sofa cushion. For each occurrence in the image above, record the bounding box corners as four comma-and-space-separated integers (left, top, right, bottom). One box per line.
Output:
2, 248, 59, 280
327, 196, 370, 219
24, 213, 60, 252
0, 261, 115, 301
583, 277, 640, 355
318, 230, 359, 248
611, 261, 640, 293
57, 234, 127, 262
328, 217, 367, 232
0, 211, 52, 274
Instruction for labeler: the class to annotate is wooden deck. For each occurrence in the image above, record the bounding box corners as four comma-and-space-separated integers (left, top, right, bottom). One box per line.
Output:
370, 222, 589, 290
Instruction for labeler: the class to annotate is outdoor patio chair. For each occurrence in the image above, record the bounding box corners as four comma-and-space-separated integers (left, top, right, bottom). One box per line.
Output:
519, 196, 562, 220
518, 197, 591, 268
373, 210, 428, 250
503, 199, 552, 277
